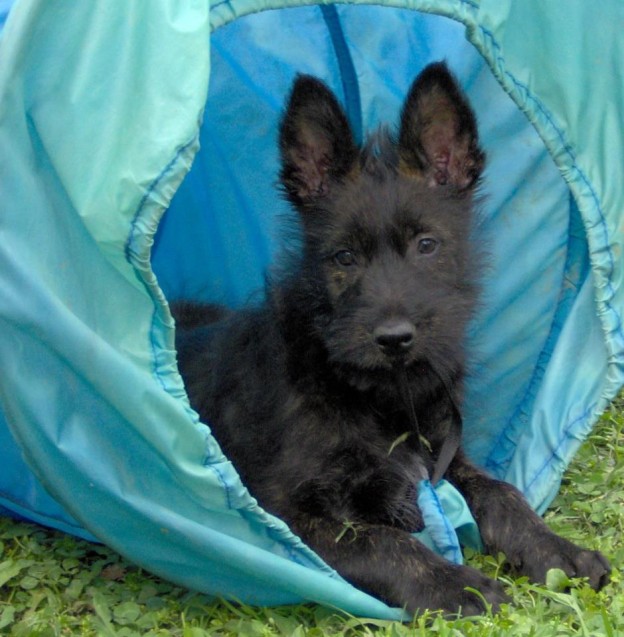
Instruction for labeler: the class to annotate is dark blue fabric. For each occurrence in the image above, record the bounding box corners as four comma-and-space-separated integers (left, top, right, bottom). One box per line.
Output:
320, 5, 363, 144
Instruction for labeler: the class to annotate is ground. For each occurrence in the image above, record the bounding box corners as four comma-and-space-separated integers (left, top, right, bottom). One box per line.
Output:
1, 398, 622, 636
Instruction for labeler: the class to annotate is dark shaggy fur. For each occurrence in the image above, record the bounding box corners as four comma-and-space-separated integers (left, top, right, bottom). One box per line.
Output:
173, 63, 610, 615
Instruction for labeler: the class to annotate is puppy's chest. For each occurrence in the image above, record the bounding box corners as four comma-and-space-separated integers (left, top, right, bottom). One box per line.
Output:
278, 401, 432, 529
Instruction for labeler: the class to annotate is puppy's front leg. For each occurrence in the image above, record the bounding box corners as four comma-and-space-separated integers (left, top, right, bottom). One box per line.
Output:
446, 450, 610, 589
290, 514, 507, 616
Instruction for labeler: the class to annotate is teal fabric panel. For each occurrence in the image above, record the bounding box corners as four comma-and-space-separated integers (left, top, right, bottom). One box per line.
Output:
464, 0, 624, 511
0, 0, 404, 619
0, 0, 623, 620
0, 0, 210, 533
0, 413, 97, 541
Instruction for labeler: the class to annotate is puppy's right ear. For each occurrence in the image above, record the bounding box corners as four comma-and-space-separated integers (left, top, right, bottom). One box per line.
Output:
279, 75, 358, 207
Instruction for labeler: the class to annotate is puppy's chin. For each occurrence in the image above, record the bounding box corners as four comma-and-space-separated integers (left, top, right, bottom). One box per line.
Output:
329, 355, 429, 394
326, 340, 422, 372
331, 363, 394, 393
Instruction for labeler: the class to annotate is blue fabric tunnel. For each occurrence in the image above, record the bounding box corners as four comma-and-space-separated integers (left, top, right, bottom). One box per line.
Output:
0, 0, 623, 620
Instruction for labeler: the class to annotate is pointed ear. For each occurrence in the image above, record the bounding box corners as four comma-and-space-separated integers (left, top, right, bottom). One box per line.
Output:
279, 75, 358, 206
398, 62, 485, 190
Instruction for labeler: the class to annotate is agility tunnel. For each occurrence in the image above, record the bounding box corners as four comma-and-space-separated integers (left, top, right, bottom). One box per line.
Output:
0, 0, 622, 619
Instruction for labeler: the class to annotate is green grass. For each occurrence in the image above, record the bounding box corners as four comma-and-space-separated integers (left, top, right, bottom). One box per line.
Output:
1, 399, 623, 636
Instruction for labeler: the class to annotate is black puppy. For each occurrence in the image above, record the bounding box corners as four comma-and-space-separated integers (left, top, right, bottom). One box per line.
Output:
173, 63, 610, 615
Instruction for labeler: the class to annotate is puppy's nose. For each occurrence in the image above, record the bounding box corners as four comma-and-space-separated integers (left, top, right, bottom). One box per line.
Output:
373, 320, 416, 355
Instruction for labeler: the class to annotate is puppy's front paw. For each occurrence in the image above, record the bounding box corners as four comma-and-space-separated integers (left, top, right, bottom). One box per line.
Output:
419, 563, 509, 617
517, 534, 610, 591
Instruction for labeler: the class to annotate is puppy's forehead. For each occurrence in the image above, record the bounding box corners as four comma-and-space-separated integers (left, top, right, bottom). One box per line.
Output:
330, 176, 466, 244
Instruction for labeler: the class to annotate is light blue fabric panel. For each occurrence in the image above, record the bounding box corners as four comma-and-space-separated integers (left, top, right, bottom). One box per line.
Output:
1, 0, 623, 620
415, 480, 477, 565
153, 4, 576, 510
0, 0, 11, 30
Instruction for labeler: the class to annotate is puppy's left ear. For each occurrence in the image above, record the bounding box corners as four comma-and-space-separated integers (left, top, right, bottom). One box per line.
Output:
399, 62, 485, 191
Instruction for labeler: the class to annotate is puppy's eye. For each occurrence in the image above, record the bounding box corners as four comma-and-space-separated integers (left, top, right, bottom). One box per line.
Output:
334, 250, 357, 267
417, 237, 438, 255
